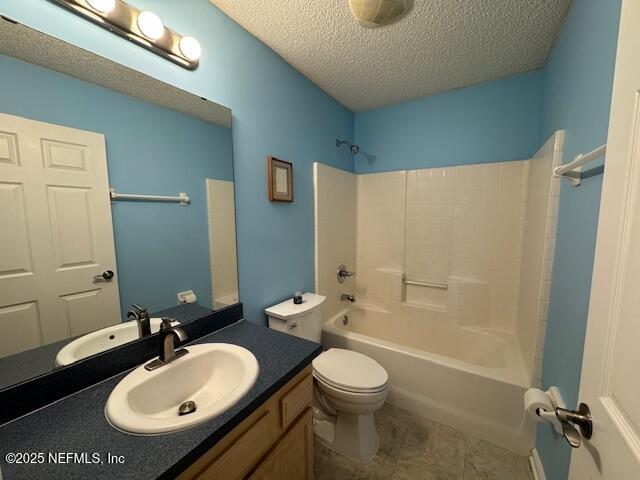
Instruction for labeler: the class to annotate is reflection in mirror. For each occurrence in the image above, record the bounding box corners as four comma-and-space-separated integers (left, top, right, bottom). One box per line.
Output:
207, 179, 240, 309
0, 26, 238, 388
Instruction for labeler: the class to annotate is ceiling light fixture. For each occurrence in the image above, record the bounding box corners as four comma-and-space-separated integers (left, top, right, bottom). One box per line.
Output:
348, 0, 408, 28
86, 0, 115, 14
50, 0, 201, 70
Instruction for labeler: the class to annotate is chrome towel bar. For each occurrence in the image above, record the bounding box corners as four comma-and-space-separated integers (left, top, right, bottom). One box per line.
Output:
109, 188, 190, 206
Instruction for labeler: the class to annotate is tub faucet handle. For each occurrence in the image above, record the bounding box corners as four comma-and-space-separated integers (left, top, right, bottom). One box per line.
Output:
337, 265, 355, 283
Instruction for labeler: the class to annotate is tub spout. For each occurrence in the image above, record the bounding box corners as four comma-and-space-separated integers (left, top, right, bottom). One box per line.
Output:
341, 294, 356, 302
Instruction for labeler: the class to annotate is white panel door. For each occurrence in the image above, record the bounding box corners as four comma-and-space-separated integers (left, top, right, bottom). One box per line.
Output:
0, 112, 120, 358
569, 1, 640, 478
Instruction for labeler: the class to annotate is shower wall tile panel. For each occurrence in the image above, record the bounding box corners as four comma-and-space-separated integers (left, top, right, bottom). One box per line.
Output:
314, 163, 357, 319
517, 132, 563, 387
448, 161, 528, 331
355, 171, 406, 309
405, 167, 455, 286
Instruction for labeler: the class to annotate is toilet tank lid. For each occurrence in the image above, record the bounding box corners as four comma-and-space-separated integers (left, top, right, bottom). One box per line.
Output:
265, 293, 326, 320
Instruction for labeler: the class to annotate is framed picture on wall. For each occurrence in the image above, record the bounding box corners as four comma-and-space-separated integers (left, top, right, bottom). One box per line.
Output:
268, 156, 294, 202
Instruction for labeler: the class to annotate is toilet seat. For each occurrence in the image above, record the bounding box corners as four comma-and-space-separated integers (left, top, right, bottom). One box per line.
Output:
312, 348, 388, 394
313, 371, 388, 394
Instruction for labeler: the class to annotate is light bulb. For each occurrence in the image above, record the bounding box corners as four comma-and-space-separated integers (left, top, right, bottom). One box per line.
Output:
137, 11, 164, 40
179, 36, 202, 61
87, 0, 116, 14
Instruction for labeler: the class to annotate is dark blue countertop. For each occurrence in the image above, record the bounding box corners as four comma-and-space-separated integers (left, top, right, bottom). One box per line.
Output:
0, 320, 321, 480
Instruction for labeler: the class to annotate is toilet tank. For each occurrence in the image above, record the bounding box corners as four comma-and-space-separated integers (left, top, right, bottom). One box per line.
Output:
265, 293, 326, 343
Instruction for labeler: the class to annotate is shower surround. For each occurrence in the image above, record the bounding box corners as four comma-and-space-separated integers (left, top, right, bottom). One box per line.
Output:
314, 131, 563, 453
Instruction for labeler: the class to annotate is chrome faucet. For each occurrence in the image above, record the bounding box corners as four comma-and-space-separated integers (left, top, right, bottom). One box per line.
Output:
127, 304, 151, 338
341, 294, 356, 302
145, 318, 188, 371
337, 264, 356, 283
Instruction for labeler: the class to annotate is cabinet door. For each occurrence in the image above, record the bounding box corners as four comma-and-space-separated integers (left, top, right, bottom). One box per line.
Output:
249, 410, 313, 480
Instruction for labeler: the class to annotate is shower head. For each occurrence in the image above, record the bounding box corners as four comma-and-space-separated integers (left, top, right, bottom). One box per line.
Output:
336, 139, 360, 155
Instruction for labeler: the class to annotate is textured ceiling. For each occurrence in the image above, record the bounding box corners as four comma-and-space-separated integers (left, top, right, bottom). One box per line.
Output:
209, 0, 571, 112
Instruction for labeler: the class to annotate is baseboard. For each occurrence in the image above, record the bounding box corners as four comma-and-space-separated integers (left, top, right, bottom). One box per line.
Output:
530, 448, 547, 480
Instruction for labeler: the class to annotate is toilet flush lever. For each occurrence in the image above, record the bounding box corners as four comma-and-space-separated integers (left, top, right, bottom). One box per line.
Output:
556, 403, 593, 448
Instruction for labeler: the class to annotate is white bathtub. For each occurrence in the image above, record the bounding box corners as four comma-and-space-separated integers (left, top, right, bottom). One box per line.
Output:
321, 305, 535, 455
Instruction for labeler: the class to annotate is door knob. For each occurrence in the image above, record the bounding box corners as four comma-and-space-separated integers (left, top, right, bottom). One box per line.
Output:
93, 270, 115, 281
556, 403, 593, 448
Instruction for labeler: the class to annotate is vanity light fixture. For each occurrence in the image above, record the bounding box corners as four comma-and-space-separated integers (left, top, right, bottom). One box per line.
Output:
179, 36, 203, 62
50, 0, 201, 69
137, 11, 164, 40
86, 0, 115, 13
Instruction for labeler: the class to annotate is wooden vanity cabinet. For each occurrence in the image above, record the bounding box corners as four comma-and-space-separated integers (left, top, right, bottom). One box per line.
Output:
178, 365, 314, 480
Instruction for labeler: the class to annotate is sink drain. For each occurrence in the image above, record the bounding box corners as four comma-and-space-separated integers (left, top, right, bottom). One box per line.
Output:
178, 400, 197, 416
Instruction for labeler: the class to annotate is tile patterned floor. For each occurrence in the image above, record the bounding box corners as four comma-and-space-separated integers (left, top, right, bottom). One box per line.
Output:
314, 403, 534, 480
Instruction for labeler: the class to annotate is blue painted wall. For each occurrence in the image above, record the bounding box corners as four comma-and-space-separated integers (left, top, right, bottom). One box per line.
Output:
353, 72, 544, 173
0, 0, 355, 323
0, 53, 234, 317
537, 1, 621, 479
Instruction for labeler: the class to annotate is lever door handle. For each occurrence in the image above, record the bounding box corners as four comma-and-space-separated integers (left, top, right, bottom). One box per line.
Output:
93, 270, 115, 282
561, 422, 582, 448
556, 403, 593, 448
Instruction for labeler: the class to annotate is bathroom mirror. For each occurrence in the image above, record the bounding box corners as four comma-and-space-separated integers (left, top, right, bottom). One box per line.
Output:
0, 19, 239, 389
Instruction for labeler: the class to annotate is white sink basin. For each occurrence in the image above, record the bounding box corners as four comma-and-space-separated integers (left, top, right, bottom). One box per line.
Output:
105, 343, 259, 435
55, 318, 178, 367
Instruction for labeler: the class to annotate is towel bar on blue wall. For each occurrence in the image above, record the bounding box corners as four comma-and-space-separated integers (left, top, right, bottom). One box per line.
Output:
553, 144, 606, 186
109, 188, 190, 205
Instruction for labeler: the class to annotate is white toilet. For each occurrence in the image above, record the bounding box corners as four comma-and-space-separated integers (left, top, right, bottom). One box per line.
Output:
266, 293, 389, 463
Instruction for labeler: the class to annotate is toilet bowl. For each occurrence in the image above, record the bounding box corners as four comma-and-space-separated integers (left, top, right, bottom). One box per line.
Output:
312, 348, 388, 462
265, 293, 389, 463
